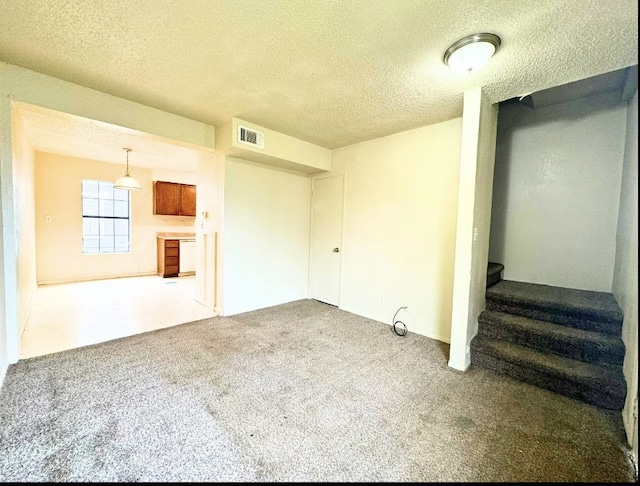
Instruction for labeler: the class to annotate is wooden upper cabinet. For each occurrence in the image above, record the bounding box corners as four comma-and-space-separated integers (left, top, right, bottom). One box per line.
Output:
154, 181, 181, 215
180, 184, 196, 217
153, 181, 197, 216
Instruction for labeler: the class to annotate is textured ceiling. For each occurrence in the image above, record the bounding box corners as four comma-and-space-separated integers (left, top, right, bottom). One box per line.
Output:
16, 104, 203, 172
0, 0, 638, 151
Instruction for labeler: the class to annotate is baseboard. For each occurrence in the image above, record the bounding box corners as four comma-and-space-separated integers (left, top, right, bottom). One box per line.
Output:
623, 400, 638, 450
0, 362, 8, 393
19, 284, 37, 340
38, 272, 158, 286
337, 304, 451, 344
448, 353, 471, 371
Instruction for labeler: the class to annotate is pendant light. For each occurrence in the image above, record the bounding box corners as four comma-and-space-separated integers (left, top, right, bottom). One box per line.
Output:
114, 147, 141, 191
443, 33, 501, 74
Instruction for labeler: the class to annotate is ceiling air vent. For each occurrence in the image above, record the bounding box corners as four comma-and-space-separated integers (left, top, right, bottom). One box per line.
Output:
237, 125, 265, 149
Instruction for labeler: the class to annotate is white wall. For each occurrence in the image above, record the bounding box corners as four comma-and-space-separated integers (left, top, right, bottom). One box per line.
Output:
195, 153, 225, 312
449, 89, 498, 370
329, 117, 462, 342
0, 98, 8, 381
216, 117, 331, 174
34, 152, 195, 284
0, 62, 215, 149
222, 157, 311, 315
11, 109, 37, 343
489, 92, 627, 292
613, 89, 638, 465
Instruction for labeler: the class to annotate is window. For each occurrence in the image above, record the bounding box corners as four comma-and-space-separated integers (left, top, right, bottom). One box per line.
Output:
82, 179, 131, 254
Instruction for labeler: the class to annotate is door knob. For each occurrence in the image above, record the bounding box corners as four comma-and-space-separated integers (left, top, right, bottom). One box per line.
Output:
333, 248, 340, 253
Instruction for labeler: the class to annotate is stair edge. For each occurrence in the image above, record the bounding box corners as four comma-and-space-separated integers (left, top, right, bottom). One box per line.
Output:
478, 310, 625, 367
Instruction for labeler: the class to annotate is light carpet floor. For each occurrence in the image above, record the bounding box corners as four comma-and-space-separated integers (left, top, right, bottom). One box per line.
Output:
0, 299, 636, 482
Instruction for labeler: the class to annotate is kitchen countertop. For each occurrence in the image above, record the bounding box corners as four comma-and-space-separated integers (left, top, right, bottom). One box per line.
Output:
156, 232, 196, 240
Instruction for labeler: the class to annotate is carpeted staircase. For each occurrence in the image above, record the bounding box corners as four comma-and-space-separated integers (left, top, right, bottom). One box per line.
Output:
486, 262, 504, 288
471, 262, 627, 411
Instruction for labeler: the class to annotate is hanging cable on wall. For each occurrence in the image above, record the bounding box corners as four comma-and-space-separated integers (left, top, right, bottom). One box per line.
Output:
392, 306, 408, 336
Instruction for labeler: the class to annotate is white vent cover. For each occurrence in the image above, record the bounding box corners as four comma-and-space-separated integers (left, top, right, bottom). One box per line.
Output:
237, 125, 264, 149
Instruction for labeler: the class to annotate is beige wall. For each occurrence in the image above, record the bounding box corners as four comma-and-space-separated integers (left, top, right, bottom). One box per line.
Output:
613, 89, 638, 463
11, 109, 37, 339
449, 89, 498, 370
489, 92, 627, 292
329, 117, 462, 342
223, 157, 311, 315
35, 152, 195, 284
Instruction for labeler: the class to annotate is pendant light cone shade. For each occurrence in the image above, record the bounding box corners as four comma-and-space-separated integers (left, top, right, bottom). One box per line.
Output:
114, 148, 141, 191
444, 33, 501, 74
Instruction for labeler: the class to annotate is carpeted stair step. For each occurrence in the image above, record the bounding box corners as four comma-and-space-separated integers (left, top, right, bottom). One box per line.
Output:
486, 262, 504, 288
486, 280, 623, 336
470, 335, 627, 410
478, 310, 625, 368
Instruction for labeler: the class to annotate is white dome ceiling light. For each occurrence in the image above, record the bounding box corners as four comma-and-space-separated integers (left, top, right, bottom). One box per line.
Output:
443, 33, 501, 74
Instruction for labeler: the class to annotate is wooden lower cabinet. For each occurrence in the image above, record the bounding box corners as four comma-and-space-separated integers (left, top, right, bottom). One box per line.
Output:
157, 238, 180, 277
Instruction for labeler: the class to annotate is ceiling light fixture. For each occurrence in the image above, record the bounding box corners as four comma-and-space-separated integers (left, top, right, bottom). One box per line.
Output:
443, 33, 501, 74
114, 148, 141, 191
518, 92, 535, 108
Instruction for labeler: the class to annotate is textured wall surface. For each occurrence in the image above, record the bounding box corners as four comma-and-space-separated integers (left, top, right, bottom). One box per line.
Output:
329, 117, 462, 343
489, 92, 627, 292
223, 158, 311, 316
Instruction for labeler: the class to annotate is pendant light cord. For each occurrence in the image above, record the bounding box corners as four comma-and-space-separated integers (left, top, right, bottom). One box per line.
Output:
124, 148, 132, 176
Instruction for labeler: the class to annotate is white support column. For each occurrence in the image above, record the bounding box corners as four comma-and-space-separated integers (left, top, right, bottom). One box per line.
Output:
0, 95, 19, 365
448, 88, 498, 371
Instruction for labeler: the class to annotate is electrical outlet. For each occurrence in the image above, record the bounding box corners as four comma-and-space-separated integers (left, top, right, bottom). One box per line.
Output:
375, 295, 382, 304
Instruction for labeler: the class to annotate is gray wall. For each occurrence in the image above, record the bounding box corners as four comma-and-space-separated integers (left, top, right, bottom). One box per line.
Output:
489, 92, 627, 292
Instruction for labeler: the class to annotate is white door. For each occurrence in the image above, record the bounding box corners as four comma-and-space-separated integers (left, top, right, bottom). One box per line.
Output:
310, 174, 344, 306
